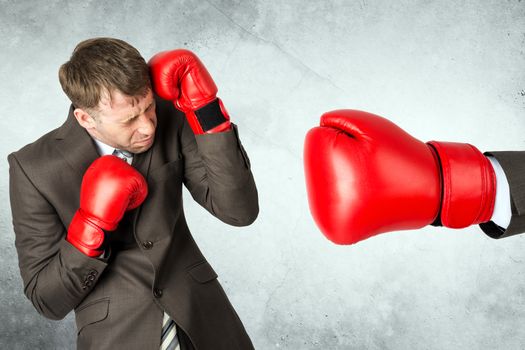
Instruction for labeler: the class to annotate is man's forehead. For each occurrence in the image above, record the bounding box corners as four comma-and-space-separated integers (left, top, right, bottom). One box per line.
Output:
99, 89, 153, 110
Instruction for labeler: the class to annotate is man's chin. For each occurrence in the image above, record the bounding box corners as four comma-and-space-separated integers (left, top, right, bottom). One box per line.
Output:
131, 137, 154, 153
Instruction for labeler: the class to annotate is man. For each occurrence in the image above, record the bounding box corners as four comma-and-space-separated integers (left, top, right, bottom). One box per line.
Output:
304, 109, 523, 244
8, 38, 258, 349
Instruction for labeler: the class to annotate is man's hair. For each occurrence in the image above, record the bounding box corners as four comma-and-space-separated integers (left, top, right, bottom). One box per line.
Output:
59, 37, 151, 113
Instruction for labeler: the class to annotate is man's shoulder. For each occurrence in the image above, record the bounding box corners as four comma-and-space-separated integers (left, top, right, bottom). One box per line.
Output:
7, 105, 72, 171
8, 126, 62, 165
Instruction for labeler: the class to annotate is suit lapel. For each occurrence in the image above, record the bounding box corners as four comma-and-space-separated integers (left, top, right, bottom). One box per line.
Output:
131, 144, 153, 181
54, 105, 101, 178
129, 126, 156, 233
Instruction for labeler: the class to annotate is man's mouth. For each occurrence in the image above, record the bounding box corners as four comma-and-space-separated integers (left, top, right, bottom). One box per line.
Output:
137, 137, 153, 145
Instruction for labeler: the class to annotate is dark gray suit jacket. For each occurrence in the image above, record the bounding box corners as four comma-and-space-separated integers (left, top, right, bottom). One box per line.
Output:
480, 151, 525, 238
8, 96, 259, 350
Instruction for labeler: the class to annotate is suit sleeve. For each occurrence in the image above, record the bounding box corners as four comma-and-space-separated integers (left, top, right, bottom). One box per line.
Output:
480, 151, 525, 238
179, 116, 259, 226
8, 153, 108, 320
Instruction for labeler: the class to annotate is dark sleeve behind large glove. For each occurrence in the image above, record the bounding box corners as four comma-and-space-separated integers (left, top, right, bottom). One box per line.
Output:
480, 151, 525, 238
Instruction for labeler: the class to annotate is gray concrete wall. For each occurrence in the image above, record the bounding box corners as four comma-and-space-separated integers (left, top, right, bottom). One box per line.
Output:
1, 1, 524, 349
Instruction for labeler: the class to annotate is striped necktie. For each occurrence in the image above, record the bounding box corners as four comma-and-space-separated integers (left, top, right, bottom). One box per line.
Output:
161, 312, 180, 350
112, 149, 133, 164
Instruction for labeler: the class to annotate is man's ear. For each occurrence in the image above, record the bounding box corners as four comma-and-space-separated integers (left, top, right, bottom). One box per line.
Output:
73, 108, 96, 129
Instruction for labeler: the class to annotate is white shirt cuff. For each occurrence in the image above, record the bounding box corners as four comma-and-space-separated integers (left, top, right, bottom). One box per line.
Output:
487, 156, 511, 229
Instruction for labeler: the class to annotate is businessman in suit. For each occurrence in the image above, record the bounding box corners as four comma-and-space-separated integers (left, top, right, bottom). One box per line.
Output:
304, 109, 524, 244
8, 38, 258, 349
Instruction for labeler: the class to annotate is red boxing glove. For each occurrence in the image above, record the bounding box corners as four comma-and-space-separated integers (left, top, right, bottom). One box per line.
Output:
304, 110, 496, 245
148, 49, 231, 134
67, 155, 148, 257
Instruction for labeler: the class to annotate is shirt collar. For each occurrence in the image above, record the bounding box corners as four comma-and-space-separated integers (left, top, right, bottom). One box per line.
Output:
92, 136, 118, 156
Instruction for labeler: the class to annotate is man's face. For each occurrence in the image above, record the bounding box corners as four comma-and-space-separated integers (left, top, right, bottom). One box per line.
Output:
82, 89, 157, 154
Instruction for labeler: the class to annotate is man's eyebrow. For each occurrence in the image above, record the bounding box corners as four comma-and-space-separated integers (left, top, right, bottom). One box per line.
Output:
124, 101, 155, 122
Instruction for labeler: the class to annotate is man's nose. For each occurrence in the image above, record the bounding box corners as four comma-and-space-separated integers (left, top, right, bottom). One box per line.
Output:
137, 114, 156, 135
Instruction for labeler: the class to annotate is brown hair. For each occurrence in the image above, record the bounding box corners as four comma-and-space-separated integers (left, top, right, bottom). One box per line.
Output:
58, 37, 151, 113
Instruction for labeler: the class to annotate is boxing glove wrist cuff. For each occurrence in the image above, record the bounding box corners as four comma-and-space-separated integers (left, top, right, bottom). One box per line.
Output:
427, 141, 496, 228
187, 98, 230, 134
67, 210, 106, 257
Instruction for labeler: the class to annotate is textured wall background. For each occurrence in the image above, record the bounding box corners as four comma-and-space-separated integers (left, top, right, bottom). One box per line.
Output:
1, 0, 524, 349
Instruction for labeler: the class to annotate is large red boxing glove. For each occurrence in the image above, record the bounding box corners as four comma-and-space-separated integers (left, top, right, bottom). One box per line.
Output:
67, 155, 148, 257
304, 110, 496, 245
148, 49, 231, 134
